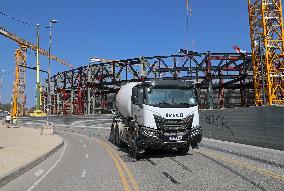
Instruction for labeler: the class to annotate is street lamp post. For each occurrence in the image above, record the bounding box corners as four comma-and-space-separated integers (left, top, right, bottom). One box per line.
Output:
0, 70, 5, 104
0, 70, 5, 113
47, 19, 57, 122
36, 24, 40, 111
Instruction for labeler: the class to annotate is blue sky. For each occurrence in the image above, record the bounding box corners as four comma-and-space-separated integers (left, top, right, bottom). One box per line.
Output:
0, 0, 252, 107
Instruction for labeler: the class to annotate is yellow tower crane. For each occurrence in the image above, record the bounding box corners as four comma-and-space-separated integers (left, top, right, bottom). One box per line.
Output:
248, 0, 284, 105
0, 26, 73, 118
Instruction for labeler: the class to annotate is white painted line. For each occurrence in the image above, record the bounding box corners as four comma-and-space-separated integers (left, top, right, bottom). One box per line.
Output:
81, 169, 86, 178
83, 144, 86, 149
70, 120, 97, 126
85, 154, 89, 159
33, 169, 44, 177
79, 139, 82, 143
57, 124, 110, 130
26, 141, 67, 191
92, 123, 112, 126
88, 126, 111, 130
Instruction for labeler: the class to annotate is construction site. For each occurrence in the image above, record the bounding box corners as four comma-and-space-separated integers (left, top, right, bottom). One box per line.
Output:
0, 1, 284, 191
0, 2, 282, 117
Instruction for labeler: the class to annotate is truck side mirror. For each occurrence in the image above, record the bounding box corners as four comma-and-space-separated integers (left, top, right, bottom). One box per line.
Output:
136, 92, 143, 105
132, 87, 138, 103
132, 87, 143, 106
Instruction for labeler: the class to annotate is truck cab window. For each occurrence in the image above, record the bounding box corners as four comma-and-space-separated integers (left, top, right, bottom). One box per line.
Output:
146, 87, 197, 107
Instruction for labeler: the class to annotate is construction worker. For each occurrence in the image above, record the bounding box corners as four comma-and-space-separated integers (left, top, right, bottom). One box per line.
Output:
5, 115, 11, 127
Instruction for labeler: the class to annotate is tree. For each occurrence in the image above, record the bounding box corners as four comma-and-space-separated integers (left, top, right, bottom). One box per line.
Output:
0, 103, 11, 112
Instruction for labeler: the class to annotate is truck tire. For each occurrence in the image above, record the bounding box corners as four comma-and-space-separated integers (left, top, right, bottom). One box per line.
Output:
115, 126, 123, 147
177, 146, 189, 154
110, 123, 115, 143
129, 139, 141, 160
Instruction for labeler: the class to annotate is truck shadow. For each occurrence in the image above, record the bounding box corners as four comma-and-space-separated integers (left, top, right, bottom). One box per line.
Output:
122, 147, 194, 163
107, 136, 193, 161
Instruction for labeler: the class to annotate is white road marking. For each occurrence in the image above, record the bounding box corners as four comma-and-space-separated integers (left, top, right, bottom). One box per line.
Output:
57, 124, 110, 130
81, 169, 86, 178
33, 169, 44, 177
70, 120, 101, 126
93, 123, 112, 125
79, 139, 82, 143
96, 118, 111, 121
85, 154, 88, 159
88, 125, 110, 130
26, 141, 67, 191
83, 144, 86, 148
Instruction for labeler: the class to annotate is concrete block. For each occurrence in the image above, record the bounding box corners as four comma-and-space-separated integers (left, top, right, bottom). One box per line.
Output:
41, 123, 55, 135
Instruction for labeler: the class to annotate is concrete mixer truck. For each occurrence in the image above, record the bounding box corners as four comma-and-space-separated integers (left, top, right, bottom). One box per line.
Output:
110, 79, 202, 158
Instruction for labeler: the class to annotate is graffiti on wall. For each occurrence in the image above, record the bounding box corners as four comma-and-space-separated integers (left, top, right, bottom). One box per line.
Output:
205, 114, 234, 135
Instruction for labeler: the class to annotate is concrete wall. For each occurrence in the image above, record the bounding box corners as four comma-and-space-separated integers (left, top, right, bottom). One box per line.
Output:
200, 106, 284, 151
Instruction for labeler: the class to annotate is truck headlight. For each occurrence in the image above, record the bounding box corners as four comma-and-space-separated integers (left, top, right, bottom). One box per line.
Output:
190, 126, 202, 139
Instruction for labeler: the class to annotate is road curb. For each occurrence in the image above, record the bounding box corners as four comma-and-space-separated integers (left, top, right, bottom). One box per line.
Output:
0, 140, 64, 187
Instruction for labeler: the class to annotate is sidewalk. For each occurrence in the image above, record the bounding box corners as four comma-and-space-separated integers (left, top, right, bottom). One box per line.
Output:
0, 124, 63, 186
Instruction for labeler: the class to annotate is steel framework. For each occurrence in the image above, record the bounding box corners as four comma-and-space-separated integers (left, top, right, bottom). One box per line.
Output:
248, 0, 284, 105
42, 51, 254, 115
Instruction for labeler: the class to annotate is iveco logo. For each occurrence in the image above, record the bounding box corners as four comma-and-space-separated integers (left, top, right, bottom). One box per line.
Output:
166, 113, 184, 118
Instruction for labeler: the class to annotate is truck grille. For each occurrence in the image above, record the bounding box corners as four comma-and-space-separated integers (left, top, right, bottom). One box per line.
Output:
163, 119, 184, 131
154, 115, 193, 132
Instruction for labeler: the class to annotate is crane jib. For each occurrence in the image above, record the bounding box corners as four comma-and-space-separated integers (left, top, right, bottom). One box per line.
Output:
0, 26, 73, 68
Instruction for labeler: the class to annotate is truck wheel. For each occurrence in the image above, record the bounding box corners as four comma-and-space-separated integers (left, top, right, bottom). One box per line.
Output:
130, 139, 141, 160
110, 123, 115, 143
177, 146, 189, 154
115, 126, 123, 147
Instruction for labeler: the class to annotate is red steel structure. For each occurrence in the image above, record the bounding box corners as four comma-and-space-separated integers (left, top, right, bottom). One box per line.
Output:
41, 51, 254, 115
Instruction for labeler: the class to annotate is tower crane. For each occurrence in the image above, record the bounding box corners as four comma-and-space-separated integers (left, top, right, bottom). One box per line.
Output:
0, 26, 73, 118
248, 0, 284, 105
184, 0, 283, 106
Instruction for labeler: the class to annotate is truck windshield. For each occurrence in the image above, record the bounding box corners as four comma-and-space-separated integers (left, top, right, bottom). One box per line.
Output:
146, 87, 197, 107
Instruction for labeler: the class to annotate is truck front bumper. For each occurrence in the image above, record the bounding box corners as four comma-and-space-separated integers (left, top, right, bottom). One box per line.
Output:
137, 126, 202, 149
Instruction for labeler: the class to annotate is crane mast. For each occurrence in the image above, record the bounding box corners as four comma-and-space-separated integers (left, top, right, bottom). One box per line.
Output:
248, 0, 284, 105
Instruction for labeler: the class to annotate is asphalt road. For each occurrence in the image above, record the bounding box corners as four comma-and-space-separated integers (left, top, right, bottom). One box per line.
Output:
2, 116, 284, 191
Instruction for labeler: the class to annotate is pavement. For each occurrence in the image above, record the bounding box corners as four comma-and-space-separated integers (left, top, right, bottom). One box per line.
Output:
1, 116, 284, 191
0, 124, 63, 187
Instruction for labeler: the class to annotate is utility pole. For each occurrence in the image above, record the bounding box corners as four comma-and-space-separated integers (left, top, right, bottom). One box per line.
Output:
0, 71, 3, 113
47, 19, 57, 121
30, 24, 47, 117
36, 24, 41, 111
0, 70, 8, 113
0, 71, 4, 106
